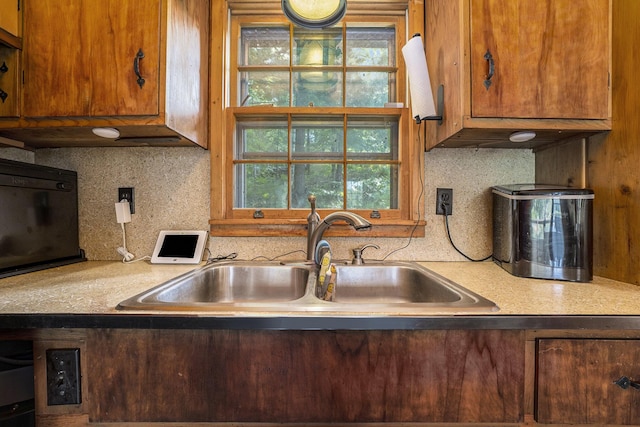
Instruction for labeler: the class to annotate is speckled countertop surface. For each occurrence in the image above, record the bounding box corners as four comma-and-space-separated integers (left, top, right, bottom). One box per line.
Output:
0, 260, 638, 318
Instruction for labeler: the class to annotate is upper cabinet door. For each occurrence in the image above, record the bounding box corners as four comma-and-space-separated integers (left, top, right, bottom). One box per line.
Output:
22, 0, 160, 117
0, 0, 21, 38
470, 0, 610, 119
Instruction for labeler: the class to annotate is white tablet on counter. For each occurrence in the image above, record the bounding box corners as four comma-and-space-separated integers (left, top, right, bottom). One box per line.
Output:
150, 230, 208, 264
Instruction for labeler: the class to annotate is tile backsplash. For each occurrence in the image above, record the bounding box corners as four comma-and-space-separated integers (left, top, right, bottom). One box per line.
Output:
1, 146, 533, 262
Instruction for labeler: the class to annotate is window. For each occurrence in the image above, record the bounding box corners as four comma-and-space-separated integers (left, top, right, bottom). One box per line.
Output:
210, 2, 425, 237
235, 115, 399, 210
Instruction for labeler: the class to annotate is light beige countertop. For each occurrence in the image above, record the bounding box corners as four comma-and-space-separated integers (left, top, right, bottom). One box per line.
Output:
0, 260, 637, 317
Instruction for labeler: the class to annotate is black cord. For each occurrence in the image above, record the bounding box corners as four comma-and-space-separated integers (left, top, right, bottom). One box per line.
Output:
251, 249, 307, 261
206, 252, 238, 264
443, 209, 492, 262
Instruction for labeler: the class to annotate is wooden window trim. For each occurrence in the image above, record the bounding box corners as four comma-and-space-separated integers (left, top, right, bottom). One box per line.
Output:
209, 1, 426, 238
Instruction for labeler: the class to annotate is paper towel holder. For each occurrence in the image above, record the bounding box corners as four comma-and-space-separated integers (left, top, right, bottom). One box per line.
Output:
415, 84, 444, 125
403, 33, 444, 125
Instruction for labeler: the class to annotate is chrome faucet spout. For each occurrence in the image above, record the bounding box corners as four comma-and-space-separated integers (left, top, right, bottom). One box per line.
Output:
306, 211, 372, 264
306, 195, 321, 258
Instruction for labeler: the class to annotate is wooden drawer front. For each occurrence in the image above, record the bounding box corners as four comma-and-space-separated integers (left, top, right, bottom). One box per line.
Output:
537, 339, 640, 424
87, 329, 525, 423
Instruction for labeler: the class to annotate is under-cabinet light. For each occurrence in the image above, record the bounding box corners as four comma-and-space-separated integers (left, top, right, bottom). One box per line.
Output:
509, 131, 536, 143
92, 127, 121, 139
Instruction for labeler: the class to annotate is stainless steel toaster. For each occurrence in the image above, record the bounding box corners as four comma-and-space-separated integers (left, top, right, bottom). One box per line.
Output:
492, 184, 593, 282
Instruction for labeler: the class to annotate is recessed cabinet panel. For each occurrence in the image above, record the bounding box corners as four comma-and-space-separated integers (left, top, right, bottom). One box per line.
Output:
22, 0, 160, 118
0, 0, 20, 38
0, 45, 19, 117
537, 339, 640, 425
470, 0, 610, 120
87, 329, 525, 423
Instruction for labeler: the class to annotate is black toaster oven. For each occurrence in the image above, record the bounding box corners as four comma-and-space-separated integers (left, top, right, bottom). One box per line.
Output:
0, 159, 86, 278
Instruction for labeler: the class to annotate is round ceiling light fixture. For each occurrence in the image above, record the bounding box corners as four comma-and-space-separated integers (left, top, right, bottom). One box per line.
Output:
282, 0, 347, 29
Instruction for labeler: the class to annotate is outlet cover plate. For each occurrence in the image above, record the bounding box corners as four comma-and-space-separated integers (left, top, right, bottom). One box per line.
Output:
117, 187, 135, 214
46, 348, 82, 405
436, 188, 453, 215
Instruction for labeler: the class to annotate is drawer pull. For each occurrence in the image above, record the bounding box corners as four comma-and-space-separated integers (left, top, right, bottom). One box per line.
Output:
133, 49, 145, 89
483, 50, 494, 90
0, 61, 7, 73
614, 376, 640, 390
0, 88, 7, 103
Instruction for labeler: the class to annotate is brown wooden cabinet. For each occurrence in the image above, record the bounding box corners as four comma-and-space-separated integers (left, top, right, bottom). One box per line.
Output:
0, 0, 21, 121
32, 329, 525, 425
23, 0, 160, 118
425, 0, 611, 150
0, 0, 21, 46
0, 0, 209, 148
0, 45, 19, 118
537, 338, 640, 425
13, 327, 640, 426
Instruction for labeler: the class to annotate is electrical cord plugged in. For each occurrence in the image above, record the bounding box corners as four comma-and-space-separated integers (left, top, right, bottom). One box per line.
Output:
115, 201, 131, 224
442, 212, 492, 262
436, 188, 453, 215
117, 246, 135, 262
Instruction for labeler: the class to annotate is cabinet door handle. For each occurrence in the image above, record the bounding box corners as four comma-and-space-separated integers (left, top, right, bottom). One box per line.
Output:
0, 61, 8, 74
483, 50, 494, 90
614, 376, 640, 391
133, 49, 145, 89
0, 89, 7, 103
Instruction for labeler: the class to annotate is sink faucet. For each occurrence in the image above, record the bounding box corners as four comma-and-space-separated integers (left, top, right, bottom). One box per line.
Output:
306, 206, 372, 264
307, 194, 321, 253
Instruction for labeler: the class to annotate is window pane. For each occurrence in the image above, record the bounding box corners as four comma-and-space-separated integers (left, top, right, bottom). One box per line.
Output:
236, 120, 288, 160
240, 27, 290, 66
240, 71, 290, 106
235, 163, 288, 208
345, 71, 392, 107
293, 72, 343, 107
293, 28, 343, 66
346, 119, 397, 160
291, 164, 343, 209
347, 164, 398, 209
293, 28, 343, 107
345, 27, 395, 67
292, 117, 343, 160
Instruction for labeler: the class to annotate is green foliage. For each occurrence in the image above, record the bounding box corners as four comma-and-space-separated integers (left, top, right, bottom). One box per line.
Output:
236, 25, 399, 210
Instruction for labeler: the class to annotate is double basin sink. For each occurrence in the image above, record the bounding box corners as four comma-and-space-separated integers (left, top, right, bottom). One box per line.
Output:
117, 261, 498, 314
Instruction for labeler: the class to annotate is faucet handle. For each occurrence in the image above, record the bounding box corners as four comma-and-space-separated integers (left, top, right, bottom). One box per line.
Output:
351, 243, 380, 265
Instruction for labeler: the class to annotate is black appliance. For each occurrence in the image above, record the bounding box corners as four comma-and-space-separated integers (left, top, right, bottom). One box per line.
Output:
0, 159, 86, 278
0, 341, 34, 427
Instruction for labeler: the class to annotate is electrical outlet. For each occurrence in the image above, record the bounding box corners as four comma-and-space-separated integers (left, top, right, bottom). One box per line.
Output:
46, 349, 82, 406
436, 188, 453, 215
117, 187, 135, 214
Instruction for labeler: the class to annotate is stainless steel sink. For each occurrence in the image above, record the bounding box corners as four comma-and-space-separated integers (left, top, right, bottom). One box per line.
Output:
327, 264, 464, 304
118, 263, 310, 309
154, 264, 309, 303
117, 261, 498, 313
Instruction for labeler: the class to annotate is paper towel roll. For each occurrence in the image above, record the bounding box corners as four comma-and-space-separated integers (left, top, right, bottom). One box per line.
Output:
401, 35, 437, 122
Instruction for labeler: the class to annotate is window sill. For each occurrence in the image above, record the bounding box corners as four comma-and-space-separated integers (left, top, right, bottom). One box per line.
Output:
209, 219, 425, 238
